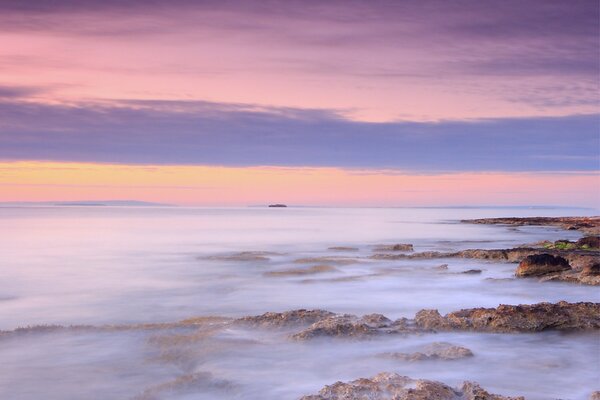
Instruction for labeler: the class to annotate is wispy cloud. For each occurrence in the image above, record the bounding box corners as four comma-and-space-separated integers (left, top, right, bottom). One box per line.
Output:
0, 98, 597, 171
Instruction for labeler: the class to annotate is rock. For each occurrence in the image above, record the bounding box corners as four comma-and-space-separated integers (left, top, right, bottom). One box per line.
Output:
462, 216, 600, 235
294, 257, 359, 265
235, 309, 335, 328
382, 342, 473, 361
414, 301, 600, 333
360, 313, 392, 328
435, 264, 449, 270
577, 236, 600, 249
299, 372, 523, 400
203, 251, 280, 262
589, 391, 600, 400
515, 254, 571, 277
461, 269, 482, 274
374, 243, 414, 252
290, 315, 377, 340
328, 246, 359, 252
582, 263, 600, 276
264, 265, 339, 277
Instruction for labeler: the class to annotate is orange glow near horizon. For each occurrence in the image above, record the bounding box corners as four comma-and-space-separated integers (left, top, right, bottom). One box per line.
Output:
1, 162, 598, 208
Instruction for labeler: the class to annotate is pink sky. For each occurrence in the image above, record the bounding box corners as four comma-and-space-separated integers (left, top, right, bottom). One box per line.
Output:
0, 1, 598, 206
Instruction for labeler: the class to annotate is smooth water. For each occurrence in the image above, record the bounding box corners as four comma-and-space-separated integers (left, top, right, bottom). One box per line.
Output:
0, 206, 598, 399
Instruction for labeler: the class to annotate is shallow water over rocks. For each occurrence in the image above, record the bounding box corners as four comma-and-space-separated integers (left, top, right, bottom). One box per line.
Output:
0, 206, 598, 399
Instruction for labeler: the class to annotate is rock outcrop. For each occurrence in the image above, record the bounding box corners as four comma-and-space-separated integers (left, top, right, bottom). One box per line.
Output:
462, 216, 600, 235
515, 254, 571, 277
235, 309, 335, 328
299, 372, 523, 400
414, 301, 600, 333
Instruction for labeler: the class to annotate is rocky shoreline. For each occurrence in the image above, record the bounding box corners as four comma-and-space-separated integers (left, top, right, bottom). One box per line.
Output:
3, 216, 599, 399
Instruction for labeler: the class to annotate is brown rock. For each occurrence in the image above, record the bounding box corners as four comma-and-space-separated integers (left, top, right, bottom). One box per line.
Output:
582, 263, 600, 276
234, 309, 335, 328
374, 243, 414, 252
415, 301, 600, 333
290, 315, 377, 340
515, 254, 571, 277
383, 342, 473, 361
264, 265, 338, 277
299, 372, 523, 400
577, 236, 600, 249
328, 246, 359, 251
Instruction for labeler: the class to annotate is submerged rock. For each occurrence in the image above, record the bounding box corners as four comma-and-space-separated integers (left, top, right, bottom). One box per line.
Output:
382, 342, 474, 362
299, 372, 523, 400
234, 309, 335, 328
203, 251, 281, 262
264, 265, 339, 277
415, 301, 600, 333
515, 254, 571, 277
294, 257, 359, 265
373, 243, 414, 252
328, 246, 359, 252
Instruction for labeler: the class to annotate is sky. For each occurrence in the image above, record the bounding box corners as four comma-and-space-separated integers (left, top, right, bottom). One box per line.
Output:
0, 0, 598, 206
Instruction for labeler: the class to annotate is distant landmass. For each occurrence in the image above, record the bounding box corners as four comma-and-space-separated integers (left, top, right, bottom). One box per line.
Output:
268, 204, 288, 208
0, 200, 173, 207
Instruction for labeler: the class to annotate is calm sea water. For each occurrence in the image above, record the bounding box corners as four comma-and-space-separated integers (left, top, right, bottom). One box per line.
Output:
0, 206, 598, 399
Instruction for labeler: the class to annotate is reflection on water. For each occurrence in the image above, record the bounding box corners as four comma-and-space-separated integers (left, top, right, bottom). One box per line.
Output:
0, 206, 598, 399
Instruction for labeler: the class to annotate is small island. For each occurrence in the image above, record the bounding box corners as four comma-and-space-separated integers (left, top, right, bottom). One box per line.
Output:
268, 204, 287, 208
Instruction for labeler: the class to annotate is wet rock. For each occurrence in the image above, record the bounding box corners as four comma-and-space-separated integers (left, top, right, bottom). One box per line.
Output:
415, 301, 600, 333
360, 313, 392, 328
264, 265, 339, 277
235, 309, 335, 328
515, 254, 571, 277
291, 315, 377, 340
203, 251, 280, 262
134, 372, 235, 400
294, 257, 359, 265
461, 269, 482, 274
577, 236, 600, 249
382, 342, 473, 361
582, 263, 600, 276
373, 243, 414, 252
328, 246, 359, 252
539, 269, 600, 286
462, 216, 600, 235
589, 391, 600, 400
299, 372, 523, 400
435, 264, 449, 270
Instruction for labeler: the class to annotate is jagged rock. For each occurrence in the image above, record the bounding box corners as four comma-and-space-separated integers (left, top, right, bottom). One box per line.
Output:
299, 372, 523, 400
290, 315, 377, 340
414, 301, 600, 333
235, 309, 335, 328
515, 254, 571, 277
382, 342, 473, 361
